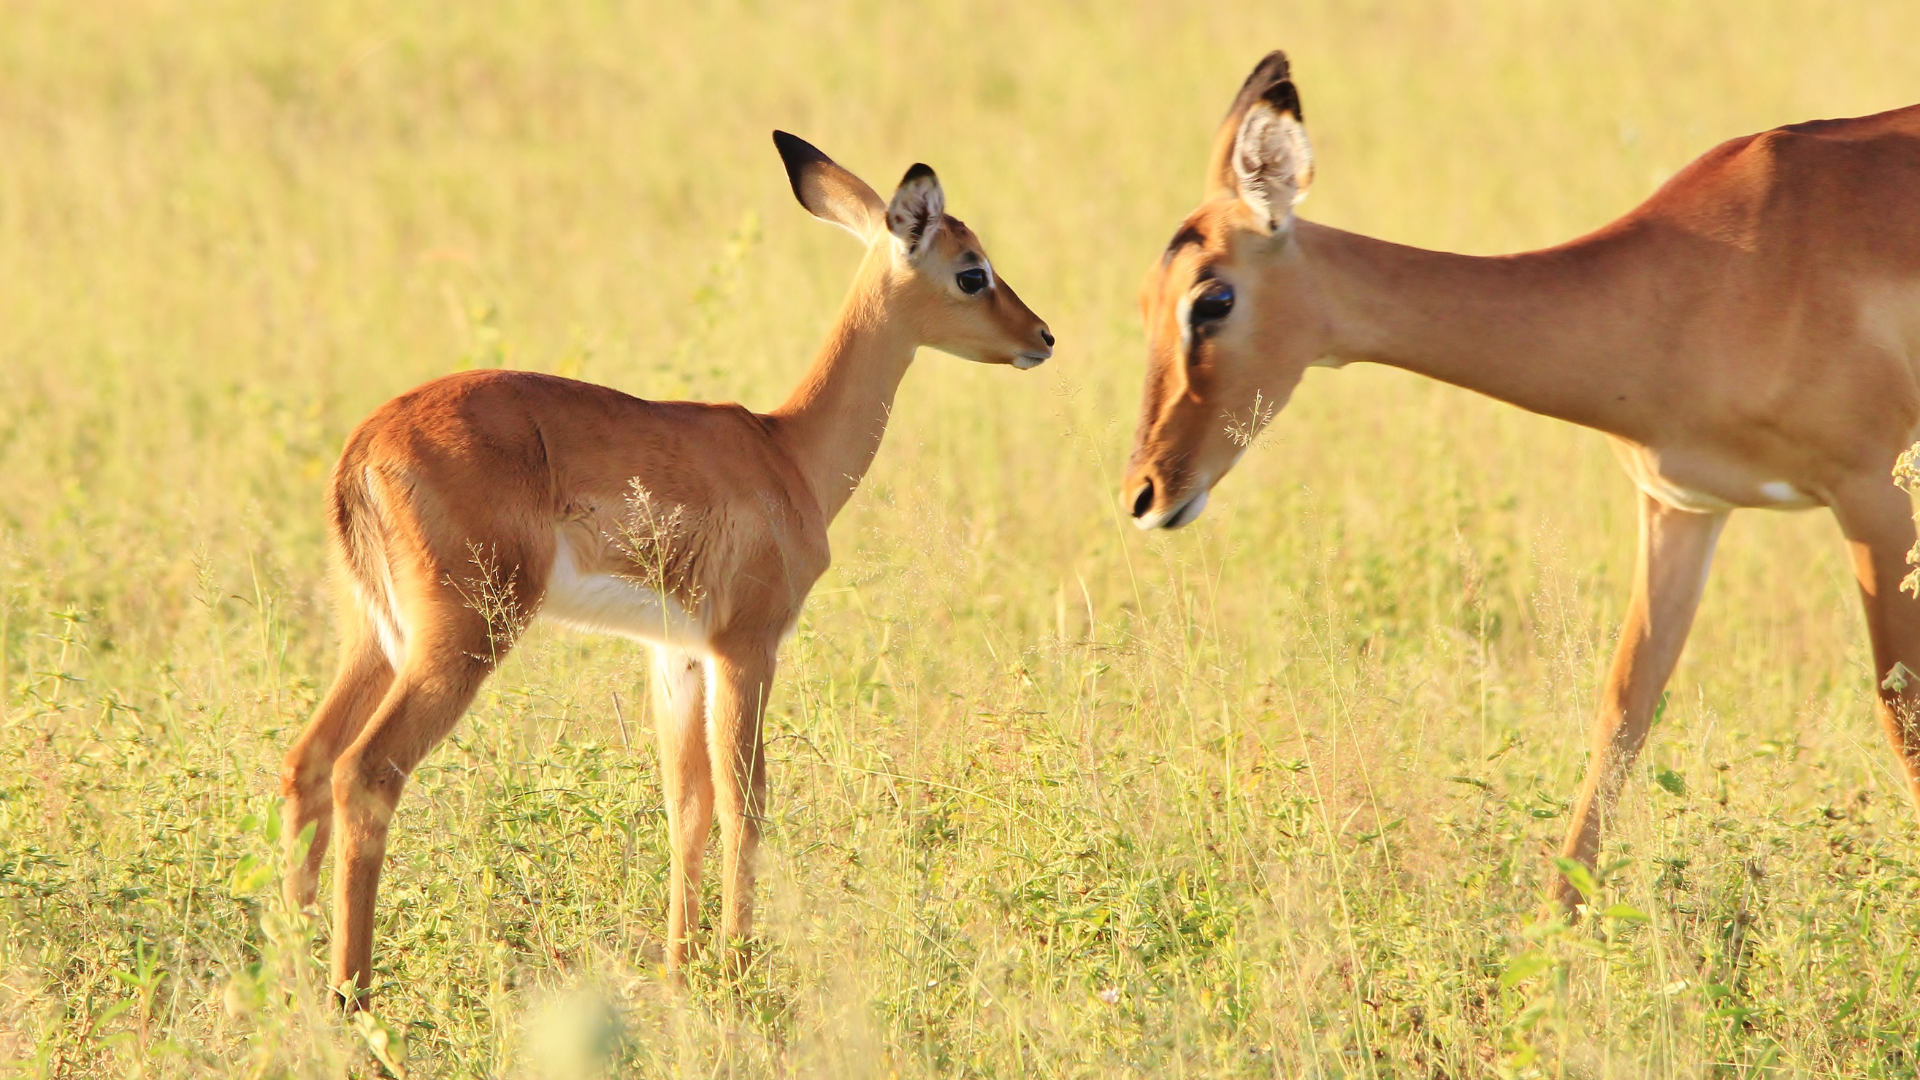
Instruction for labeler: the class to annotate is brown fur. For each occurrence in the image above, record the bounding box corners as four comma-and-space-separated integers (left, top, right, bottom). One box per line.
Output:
1125, 51, 1920, 916
281, 133, 1051, 1002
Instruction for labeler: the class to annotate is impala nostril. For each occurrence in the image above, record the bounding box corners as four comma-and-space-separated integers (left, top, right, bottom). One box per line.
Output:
1130, 479, 1155, 519
1039, 328, 1054, 348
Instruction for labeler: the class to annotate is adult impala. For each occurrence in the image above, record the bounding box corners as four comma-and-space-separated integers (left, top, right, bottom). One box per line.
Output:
1125, 51, 1920, 913
280, 133, 1052, 1000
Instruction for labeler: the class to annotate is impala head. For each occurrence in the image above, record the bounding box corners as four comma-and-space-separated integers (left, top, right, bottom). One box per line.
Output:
1124, 51, 1327, 529
773, 131, 1053, 368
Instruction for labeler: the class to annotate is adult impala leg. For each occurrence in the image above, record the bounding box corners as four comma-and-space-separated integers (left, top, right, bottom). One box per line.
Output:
707, 639, 777, 971
1548, 491, 1727, 914
1832, 476, 1920, 812
280, 620, 394, 913
652, 645, 713, 973
329, 610, 502, 1004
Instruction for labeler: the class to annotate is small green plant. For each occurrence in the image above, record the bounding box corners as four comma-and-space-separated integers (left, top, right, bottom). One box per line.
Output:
1222, 390, 1276, 450
609, 480, 706, 610
1894, 440, 1920, 595
448, 541, 531, 666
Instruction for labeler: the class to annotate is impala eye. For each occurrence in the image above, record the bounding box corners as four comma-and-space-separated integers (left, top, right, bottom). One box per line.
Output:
1190, 283, 1234, 325
956, 268, 989, 295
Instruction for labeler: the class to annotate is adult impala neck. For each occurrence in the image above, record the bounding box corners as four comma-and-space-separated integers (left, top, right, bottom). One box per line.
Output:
1298, 219, 1667, 437
767, 250, 919, 521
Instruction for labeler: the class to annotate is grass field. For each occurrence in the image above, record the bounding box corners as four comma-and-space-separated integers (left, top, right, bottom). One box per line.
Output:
6, 1, 1920, 1076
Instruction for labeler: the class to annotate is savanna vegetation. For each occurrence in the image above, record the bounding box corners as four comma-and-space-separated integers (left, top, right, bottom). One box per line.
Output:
5, 1, 1920, 1075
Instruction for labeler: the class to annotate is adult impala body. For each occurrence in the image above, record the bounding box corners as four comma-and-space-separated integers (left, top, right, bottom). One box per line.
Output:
281, 133, 1052, 999
1125, 51, 1920, 912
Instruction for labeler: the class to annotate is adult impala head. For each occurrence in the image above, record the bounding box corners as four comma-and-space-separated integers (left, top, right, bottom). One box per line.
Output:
774, 131, 1054, 369
1124, 52, 1322, 529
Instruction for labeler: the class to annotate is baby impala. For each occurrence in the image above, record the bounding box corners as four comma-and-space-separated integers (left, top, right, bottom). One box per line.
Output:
281, 133, 1052, 1002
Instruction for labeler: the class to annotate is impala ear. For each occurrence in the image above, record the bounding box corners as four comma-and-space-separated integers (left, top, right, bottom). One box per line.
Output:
773, 130, 887, 241
885, 163, 945, 257
1231, 79, 1314, 232
1206, 51, 1297, 196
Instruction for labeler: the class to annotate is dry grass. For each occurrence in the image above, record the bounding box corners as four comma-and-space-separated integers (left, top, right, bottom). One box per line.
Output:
5, 1, 1920, 1076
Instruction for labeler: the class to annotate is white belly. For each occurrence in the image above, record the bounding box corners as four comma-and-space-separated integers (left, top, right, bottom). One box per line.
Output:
1610, 440, 1822, 513
540, 534, 710, 651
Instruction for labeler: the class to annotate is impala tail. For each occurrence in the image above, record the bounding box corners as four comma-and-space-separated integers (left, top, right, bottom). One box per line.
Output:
325, 438, 407, 668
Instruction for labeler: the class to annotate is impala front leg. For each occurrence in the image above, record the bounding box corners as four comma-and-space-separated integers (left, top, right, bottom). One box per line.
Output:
651, 646, 712, 974
707, 640, 777, 973
1548, 491, 1726, 916
1833, 476, 1920, 814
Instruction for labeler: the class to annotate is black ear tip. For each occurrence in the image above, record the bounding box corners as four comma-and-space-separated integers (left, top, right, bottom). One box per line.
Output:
773, 131, 834, 203
1258, 79, 1304, 121
900, 162, 937, 186
1227, 50, 1297, 120
773, 130, 829, 167
1248, 50, 1292, 86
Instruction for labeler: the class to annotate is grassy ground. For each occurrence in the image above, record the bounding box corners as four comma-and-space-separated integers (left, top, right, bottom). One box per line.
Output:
5, 1, 1920, 1075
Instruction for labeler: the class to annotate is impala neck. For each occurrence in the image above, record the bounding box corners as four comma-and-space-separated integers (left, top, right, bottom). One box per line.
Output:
768, 249, 919, 521
1299, 219, 1664, 436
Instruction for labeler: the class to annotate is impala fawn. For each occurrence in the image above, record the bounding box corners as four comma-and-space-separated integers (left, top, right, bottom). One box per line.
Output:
281, 132, 1053, 1001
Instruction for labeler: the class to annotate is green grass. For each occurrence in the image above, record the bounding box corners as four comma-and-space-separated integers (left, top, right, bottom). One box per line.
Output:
5, 0, 1920, 1075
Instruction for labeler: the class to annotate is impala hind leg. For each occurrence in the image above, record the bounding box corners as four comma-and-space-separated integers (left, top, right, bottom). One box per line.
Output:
708, 640, 777, 972
280, 619, 394, 914
1548, 492, 1727, 915
320, 531, 546, 1005
652, 645, 713, 973
1832, 477, 1920, 813
329, 637, 494, 1004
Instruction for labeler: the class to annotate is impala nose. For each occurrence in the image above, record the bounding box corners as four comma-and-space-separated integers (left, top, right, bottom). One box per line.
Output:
1130, 478, 1155, 519
1013, 326, 1054, 370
